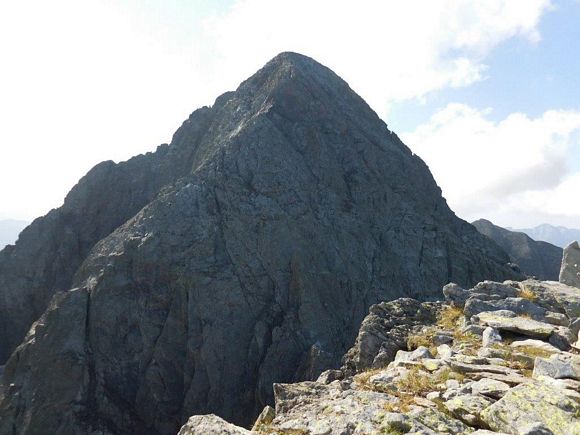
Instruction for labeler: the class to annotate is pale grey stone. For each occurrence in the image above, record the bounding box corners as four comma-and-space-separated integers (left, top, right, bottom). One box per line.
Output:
178, 415, 250, 435
560, 241, 580, 288
482, 327, 502, 347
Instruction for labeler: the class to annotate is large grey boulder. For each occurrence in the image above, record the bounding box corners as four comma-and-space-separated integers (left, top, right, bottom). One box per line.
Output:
560, 241, 580, 288
481, 382, 580, 434
0, 53, 521, 434
177, 415, 250, 435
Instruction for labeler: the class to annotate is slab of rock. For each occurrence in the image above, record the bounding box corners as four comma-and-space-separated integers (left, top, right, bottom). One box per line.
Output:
394, 346, 432, 362
471, 378, 511, 399
473, 311, 556, 338
560, 241, 580, 288
444, 394, 492, 426
464, 296, 546, 319
466, 372, 533, 386
510, 339, 561, 354
449, 360, 518, 376
177, 415, 250, 435
481, 382, 580, 435
533, 354, 580, 381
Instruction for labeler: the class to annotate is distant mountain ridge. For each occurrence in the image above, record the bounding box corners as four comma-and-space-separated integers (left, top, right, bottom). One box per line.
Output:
473, 219, 562, 280
510, 224, 580, 248
0, 219, 28, 249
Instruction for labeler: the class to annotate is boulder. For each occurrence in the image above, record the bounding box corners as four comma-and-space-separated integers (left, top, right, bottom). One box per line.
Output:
532, 354, 580, 381
177, 415, 250, 435
443, 283, 470, 307
560, 241, 580, 288
444, 394, 492, 426
471, 378, 511, 399
482, 327, 502, 348
481, 382, 580, 434
473, 311, 556, 338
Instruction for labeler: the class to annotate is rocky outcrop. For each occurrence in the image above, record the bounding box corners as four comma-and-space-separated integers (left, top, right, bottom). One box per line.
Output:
0, 52, 521, 434
560, 241, 580, 288
200, 279, 580, 434
0, 109, 214, 364
473, 219, 562, 280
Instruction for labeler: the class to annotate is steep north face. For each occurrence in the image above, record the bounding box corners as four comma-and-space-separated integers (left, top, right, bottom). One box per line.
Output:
0, 52, 520, 434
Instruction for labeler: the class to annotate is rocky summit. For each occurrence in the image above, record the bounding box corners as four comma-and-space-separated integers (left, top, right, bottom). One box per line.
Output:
183, 279, 580, 435
0, 52, 521, 434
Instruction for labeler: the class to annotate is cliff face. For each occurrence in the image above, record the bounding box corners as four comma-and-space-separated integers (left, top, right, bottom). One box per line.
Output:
0, 52, 520, 435
472, 219, 562, 281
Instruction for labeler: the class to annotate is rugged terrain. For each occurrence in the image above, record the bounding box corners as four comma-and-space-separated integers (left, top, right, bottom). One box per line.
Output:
472, 219, 562, 280
181, 278, 580, 435
0, 53, 521, 434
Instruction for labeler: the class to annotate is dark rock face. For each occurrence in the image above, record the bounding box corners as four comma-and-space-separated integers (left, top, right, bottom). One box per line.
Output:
0, 52, 520, 435
472, 219, 562, 280
560, 241, 580, 288
0, 109, 213, 364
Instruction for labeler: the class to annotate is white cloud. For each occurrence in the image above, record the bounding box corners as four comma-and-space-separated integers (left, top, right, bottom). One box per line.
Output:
0, 0, 552, 220
402, 104, 580, 227
201, 0, 551, 114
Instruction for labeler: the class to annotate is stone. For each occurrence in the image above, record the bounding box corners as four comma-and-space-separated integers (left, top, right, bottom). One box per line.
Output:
543, 311, 569, 326
394, 346, 432, 362
0, 53, 522, 434
467, 372, 533, 386
177, 415, 250, 435
432, 333, 453, 345
521, 280, 580, 319
252, 405, 276, 431
471, 378, 511, 399
316, 369, 343, 384
560, 241, 580, 288
444, 394, 492, 426
462, 324, 486, 336
443, 283, 470, 307
510, 339, 561, 354
471, 281, 521, 299
519, 422, 555, 435
482, 327, 502, 347
381, 413, 412, 432
533, 355, 580, 381
464, 296, 546, 319
406, 407, 473, 434
437, 344, 454, 359
449, 360, 516, 375
481, 382, 580, 434
342, 299, 437, 374
548, 327, 575, 351
473, 311, 556, 338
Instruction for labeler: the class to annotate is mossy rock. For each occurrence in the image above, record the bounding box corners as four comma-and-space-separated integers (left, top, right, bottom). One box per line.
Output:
481, 382, 580, 435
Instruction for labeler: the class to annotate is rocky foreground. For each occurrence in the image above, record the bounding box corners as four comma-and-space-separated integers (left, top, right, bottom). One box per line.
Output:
180, 279, 580, 434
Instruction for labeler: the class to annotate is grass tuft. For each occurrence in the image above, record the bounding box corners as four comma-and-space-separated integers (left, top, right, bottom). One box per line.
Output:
518, 287, 538, 302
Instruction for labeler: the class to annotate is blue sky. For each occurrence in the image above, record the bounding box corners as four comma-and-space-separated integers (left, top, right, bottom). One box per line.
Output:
389, 0, 580, 133
0, 0, 579, 228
